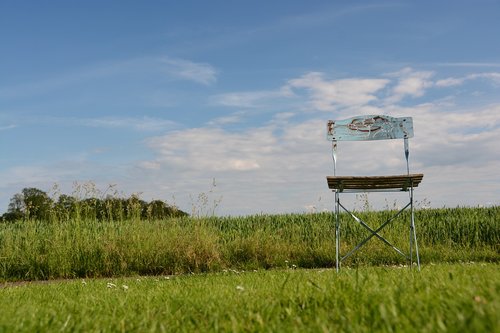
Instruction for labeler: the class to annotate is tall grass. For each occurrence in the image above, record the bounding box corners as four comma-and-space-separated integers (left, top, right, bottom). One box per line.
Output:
0, 207, 498, 281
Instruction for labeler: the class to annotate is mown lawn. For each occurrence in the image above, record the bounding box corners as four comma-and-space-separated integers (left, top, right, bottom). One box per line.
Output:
1, 263, 498, 332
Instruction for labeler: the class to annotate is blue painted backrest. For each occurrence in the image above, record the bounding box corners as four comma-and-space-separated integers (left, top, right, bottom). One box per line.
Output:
326, 115, 414, 175
326, 115, 413, 141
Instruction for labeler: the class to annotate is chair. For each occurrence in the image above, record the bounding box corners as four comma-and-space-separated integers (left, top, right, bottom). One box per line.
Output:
326, 115, 423, 272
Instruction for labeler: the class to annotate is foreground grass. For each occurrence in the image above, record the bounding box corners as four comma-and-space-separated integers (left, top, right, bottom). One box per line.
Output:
0, 263, 498, 332
0, 207, 498, 281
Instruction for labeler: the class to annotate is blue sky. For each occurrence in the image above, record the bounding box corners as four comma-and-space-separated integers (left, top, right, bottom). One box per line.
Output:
1, 1, 499, 215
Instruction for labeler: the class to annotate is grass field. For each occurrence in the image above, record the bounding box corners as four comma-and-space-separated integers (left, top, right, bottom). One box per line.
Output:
0, 263, 498, 332
0, 207, 498, 281
0, 207, 498, 331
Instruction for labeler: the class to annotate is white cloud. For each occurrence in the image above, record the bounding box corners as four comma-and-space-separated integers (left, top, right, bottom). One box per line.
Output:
145, 126, 278, 172
3, 101, 500, 215
209, 69, 499, 116
386, 67, 434, 102
0, 124, 16, 131
435, 77, 466, 87
435, 72, 500, 87
210, 87, 293, 108
161, 57, 217, 85
413, 104, 500, 169
436, 62, 500, 68
0, 161, 95, 200
21, 116, 177, 132
3, 67, 499, 215
287, 72, 389, 111
130, 68, 500, 214
0, 56, 218, 101
135, 96, 500, 214
138, 161, 161, 170
206, 112, 246, 126
138, 118, 330, 215
83, 116, 177, 132
468, 72, 500, 83
0, 166, 61, 184
211, 71, 390, 113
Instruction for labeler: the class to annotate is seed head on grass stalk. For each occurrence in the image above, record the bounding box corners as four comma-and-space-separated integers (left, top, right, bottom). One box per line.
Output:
190, 178, 223, 218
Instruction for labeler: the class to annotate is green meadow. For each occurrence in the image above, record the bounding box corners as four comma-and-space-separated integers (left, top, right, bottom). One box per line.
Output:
0, 206, 498, 331
1, 264, 498, 332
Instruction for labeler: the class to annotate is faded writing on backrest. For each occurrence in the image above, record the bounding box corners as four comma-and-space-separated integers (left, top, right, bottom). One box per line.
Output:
327, 115, 413, 141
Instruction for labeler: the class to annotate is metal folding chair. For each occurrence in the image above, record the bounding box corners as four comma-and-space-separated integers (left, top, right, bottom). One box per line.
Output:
325, 115, 423, 272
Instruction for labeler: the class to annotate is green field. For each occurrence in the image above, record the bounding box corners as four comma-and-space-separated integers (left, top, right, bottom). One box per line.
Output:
1, 263, 498, 332
0, 206, 498, 331
0, 207, 498, 281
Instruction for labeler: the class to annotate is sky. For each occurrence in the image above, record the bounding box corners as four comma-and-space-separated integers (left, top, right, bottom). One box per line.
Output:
1, 0, 499, 216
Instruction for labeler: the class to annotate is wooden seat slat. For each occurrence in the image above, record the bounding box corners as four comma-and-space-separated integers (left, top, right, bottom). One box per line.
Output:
326, 174, 423, 192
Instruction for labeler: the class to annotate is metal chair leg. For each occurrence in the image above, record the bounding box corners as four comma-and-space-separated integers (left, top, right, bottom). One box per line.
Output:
334, 188, 420, 272
335, 190, 340, 272
410, 186, 420, 271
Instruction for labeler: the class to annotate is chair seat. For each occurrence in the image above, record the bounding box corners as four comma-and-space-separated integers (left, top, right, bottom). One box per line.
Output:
326, 174, 423, 192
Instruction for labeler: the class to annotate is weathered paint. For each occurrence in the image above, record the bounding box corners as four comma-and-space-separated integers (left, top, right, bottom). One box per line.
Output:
327, 115, 413, 141
327, 114, 422, 272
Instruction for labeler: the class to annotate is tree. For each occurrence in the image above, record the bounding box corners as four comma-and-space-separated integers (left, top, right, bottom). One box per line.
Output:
1, 193, 26, 222
54, 194, 77, 220
145, 200, 187, 219
1, 186, 188, 222
7, 193, 25, 214
1, 188, 53, 222
22, 188, 53, 220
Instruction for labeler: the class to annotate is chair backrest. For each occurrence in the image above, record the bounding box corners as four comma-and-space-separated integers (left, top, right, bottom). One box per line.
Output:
326, 115, 414, 175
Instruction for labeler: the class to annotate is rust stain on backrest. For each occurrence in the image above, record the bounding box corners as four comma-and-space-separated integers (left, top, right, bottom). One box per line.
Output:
327, 115, 413, 141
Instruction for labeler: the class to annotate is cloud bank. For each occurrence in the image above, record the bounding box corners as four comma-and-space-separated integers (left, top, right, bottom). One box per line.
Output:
2, 67, 499, 215
134, 68, 500, 214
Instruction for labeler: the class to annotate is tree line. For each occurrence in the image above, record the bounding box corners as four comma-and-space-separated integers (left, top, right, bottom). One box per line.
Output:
1, 187, 187, 222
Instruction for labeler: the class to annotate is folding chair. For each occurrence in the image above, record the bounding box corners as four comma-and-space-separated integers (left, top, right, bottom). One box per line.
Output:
326, 115, 423, 272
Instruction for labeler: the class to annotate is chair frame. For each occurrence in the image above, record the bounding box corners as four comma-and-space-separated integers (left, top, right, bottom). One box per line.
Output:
326, 115, 423, 272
